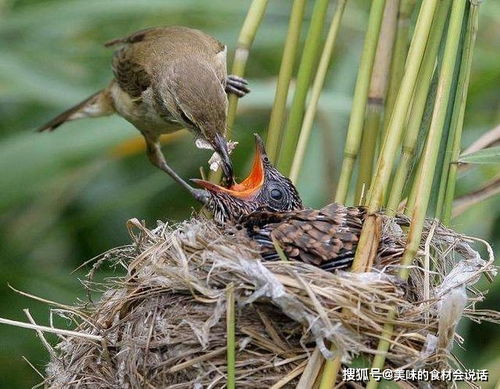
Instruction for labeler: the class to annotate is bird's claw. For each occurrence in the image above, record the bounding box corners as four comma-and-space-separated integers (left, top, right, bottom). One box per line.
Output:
226, 75, 250, 97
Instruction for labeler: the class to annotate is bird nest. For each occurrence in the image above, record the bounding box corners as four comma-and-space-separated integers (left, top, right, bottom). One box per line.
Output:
42, 216, 497, 388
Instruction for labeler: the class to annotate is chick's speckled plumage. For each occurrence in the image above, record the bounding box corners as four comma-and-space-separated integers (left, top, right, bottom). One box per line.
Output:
205, 160, 303, 224
240, 204, 408, 271
194, 135, 408, 272
195, 135, 303, 224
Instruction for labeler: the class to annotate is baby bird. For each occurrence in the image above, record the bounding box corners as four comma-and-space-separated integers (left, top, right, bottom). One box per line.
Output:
188, 134, 407, 271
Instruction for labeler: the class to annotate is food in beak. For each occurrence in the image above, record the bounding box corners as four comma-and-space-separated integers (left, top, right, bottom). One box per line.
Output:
193, 136, 265, 199
195, 137, 238, 183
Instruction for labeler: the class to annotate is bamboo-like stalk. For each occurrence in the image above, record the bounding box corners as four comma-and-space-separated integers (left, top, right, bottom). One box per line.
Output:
318, 357, 341, 389
265, 0, 308, 163
226, 283, 236, 389
404, 71, 441, 216
385, 0, 452, 214
352, 0, 439, 273
277, 0, 332, 176
366, 3, 467, 386
430, 12, 468, 219
355, 110, 378, 203
289, 0, 347, 184
226, 0, 269, 136
405, 151, 423, 215
322, 1, 413, 382
440, 4, 480, 225
364, 0, 439, 213
209, 0, 269, 183
334, 0, 387, 203
226, 0, 268, 138
355, 0, 399, 204
382, 0, 416, 136
351, 1, 440, 380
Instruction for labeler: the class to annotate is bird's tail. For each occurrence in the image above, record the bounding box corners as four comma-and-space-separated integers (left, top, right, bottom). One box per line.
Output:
37, 89, 114, 132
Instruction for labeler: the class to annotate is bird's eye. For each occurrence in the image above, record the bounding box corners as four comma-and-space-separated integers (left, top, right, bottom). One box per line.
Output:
270, 188, 283, 200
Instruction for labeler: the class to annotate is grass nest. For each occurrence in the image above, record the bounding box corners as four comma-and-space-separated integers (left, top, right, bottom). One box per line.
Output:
41, 215, 497, 388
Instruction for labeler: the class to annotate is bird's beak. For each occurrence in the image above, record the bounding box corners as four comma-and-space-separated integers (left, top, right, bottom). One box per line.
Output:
212, 133, 234, 183
192, 134, 265, 199
253, 133, 267, 159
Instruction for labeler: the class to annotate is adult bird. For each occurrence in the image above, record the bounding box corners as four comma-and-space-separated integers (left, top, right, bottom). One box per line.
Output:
38, 26, 250, 186
173, 134, 407, 271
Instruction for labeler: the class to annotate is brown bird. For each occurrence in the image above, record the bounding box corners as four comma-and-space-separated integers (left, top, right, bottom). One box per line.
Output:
176, 134, 407, 271
38, 26, 250, 186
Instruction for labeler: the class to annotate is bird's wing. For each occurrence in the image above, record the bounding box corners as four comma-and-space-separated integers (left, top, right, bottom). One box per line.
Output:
245, 204, 367, 271
110, 43, 152, 99
106, 26, 227, 95
104, 27, 176, 47
106, 27, 182, 99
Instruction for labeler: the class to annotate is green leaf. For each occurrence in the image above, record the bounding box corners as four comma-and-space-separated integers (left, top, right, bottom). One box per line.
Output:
458, 146, 500, 164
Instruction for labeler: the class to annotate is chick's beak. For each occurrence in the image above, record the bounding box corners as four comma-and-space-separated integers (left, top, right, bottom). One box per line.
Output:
212, 133, 234, 184
253, 133, 267, 159
192, 134, 265, 199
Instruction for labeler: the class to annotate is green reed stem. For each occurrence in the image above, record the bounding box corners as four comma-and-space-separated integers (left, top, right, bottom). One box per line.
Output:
382, 0, 416, 137
277, 0, 331, 175
226, 283, 236, 389
334, 0, 387, 203
366, 2, 467, 386
226, 0, 269, 136
386, 0, 452, 215
433, 6, 469, 220
266, 0, 308, 163
318, 356, 342, 389
289, 0, 347, 184
440, 3, 479, 225
352, 0, 440, 380
365, 0, 439, 212
355, 0, 399, 204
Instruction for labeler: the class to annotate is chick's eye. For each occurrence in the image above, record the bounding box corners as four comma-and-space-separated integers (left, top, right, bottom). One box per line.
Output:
270, 188, 283, 200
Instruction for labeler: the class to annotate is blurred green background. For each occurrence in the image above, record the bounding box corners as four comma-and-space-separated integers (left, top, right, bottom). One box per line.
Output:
0, 0, 498, 387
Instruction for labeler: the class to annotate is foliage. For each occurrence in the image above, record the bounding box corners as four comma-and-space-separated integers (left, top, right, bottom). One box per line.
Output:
0, 0, 498, 387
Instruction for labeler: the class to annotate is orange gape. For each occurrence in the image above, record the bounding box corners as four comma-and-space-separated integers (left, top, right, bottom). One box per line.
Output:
228, 148, 264, 194
194, 141, 265, 199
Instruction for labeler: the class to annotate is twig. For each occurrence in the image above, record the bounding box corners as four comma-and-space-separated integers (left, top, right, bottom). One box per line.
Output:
24, 309, 58, 360
269, 359, 308, 389
461, 124, 500, 156
0, 317, 103, 341
453, 176, 500, 217
296, 347, 323, 389
22, 356, 45, 379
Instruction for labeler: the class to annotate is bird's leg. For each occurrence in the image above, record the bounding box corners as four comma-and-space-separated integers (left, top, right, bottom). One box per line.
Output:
145, 137, 209, 203
225, 75, 250, 97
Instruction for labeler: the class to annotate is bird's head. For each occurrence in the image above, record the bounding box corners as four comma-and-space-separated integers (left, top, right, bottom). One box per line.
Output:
191, 134, 303, 223
157, 59, 232, 181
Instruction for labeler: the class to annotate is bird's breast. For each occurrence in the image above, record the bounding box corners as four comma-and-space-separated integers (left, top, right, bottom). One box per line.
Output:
110, 82, 183, 136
